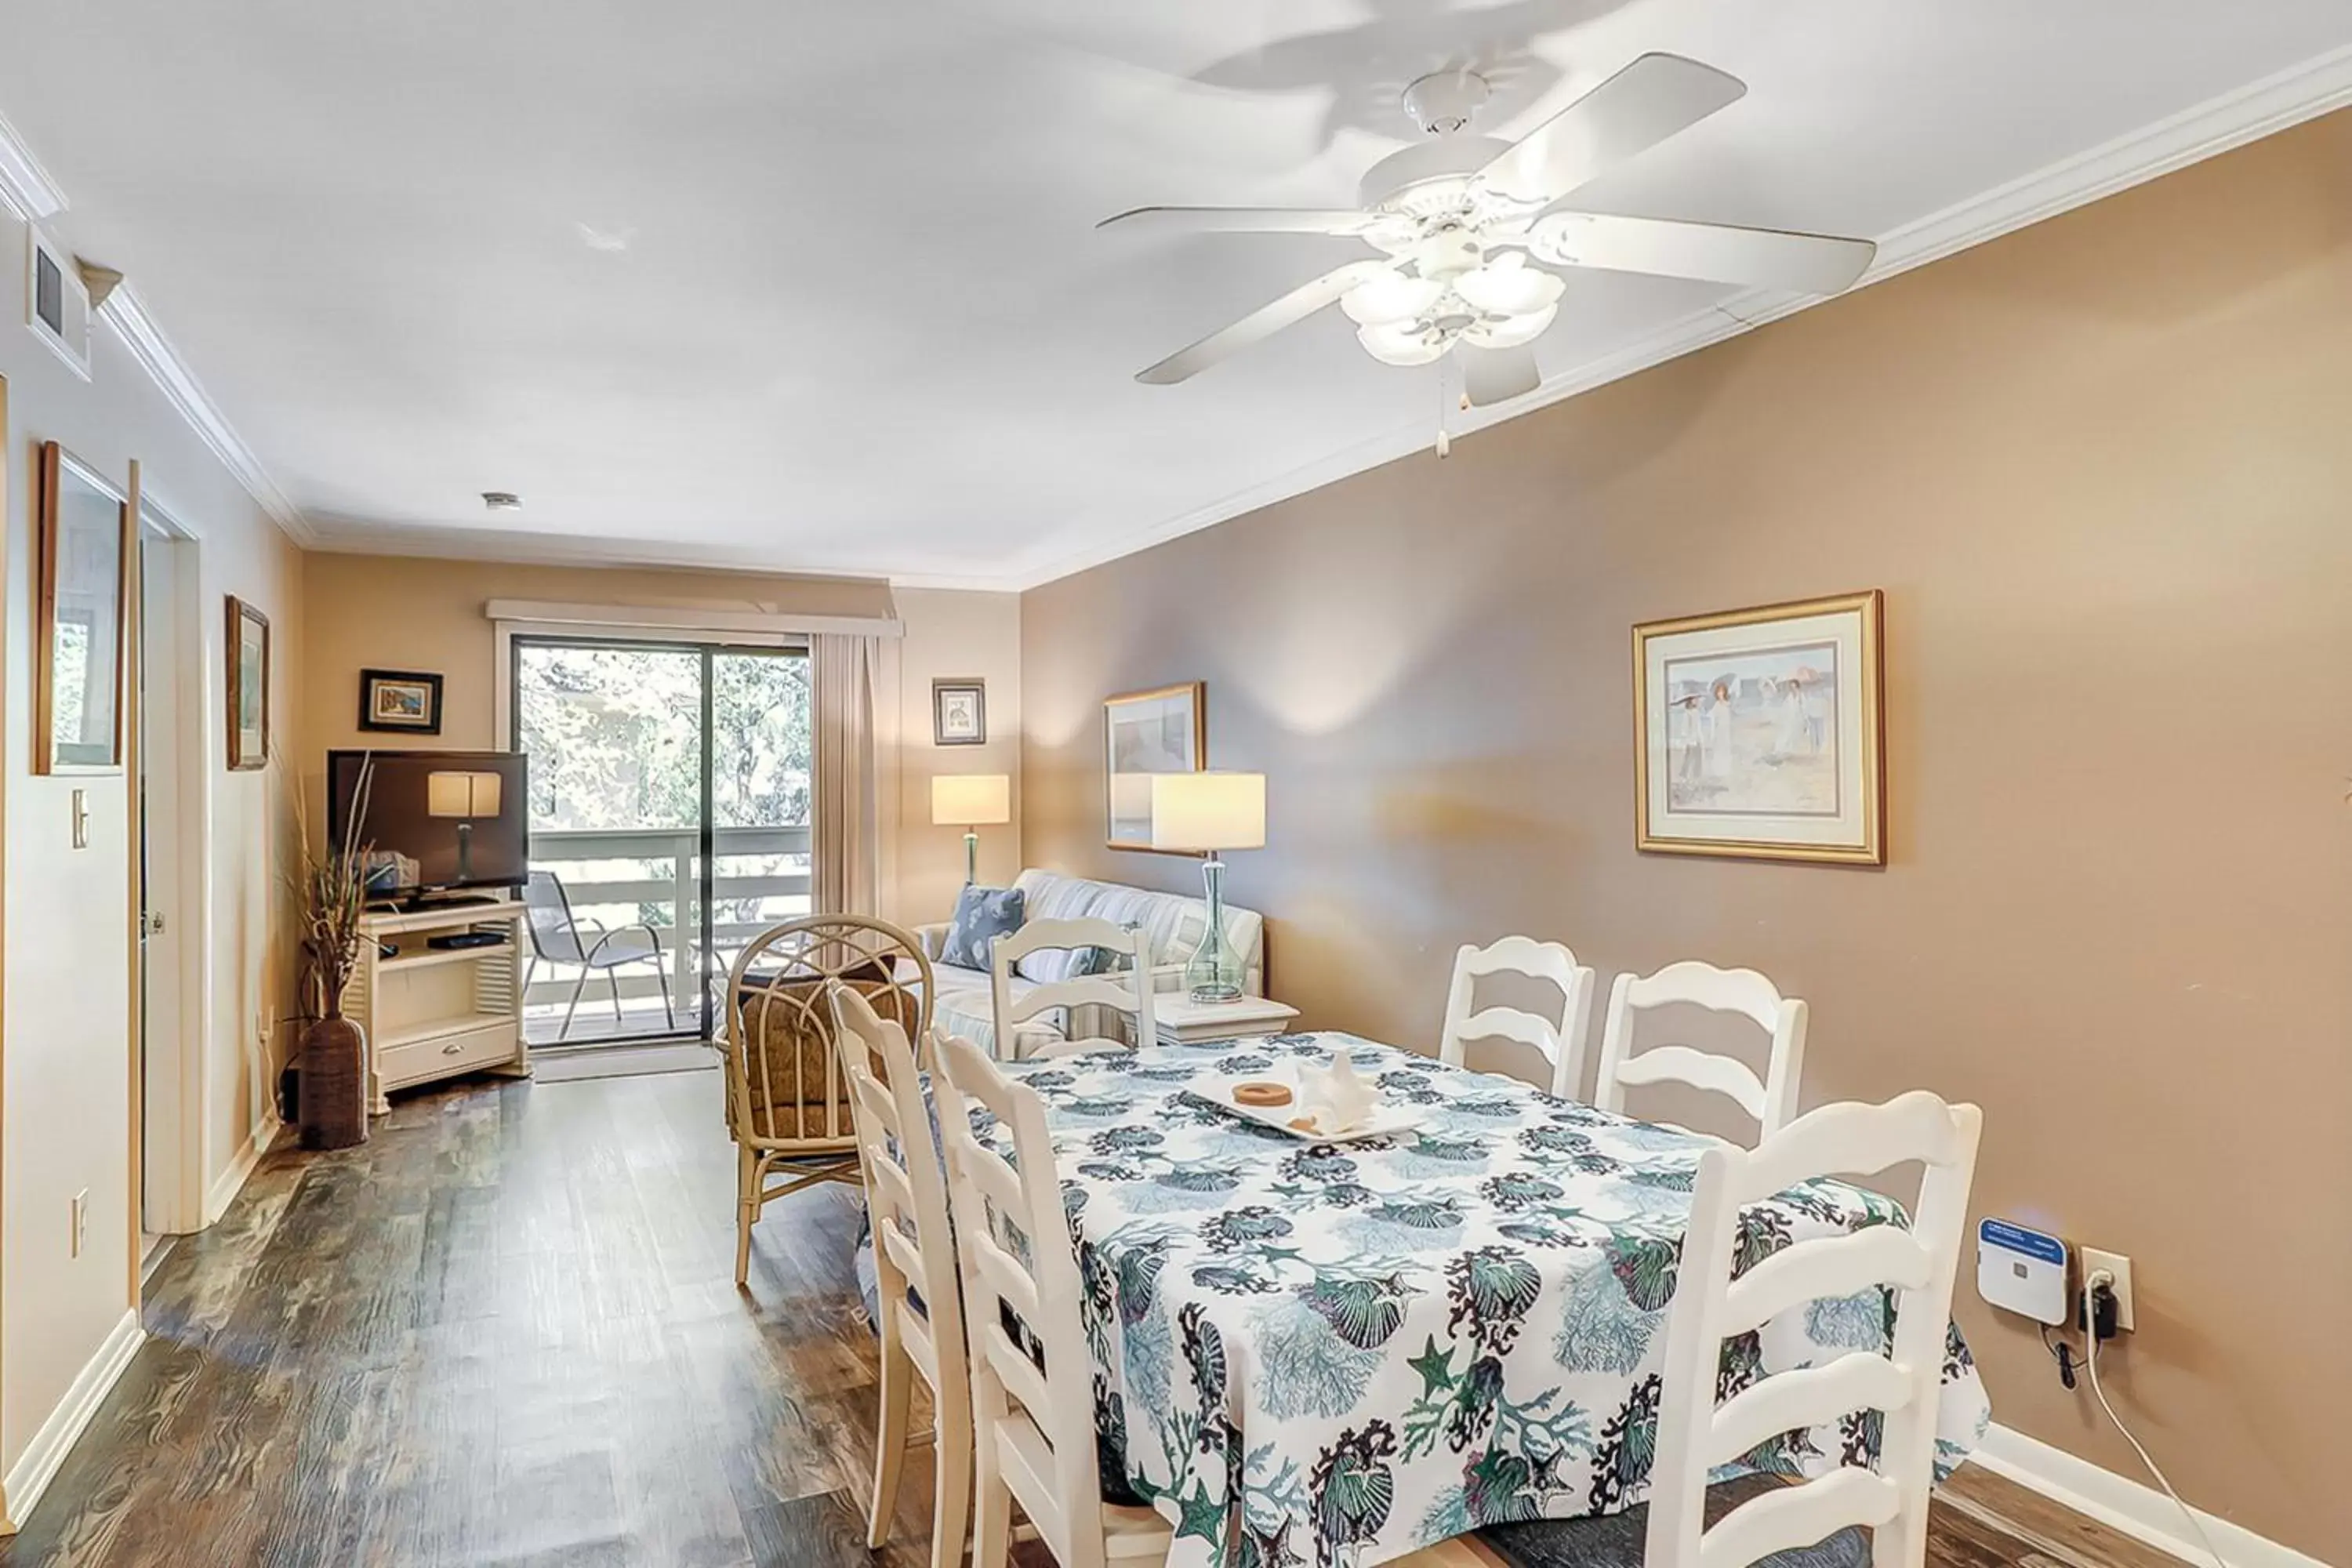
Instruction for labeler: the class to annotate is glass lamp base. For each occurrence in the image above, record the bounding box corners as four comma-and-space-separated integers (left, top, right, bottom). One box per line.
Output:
1186, 851, 1243, 1005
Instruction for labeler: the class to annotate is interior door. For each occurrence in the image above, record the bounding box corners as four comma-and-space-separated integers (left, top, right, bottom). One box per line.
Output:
137, 530, 185, 1235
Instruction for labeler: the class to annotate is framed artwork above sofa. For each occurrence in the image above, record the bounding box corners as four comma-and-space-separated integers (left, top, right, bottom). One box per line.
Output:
1104, 681, 1203, 851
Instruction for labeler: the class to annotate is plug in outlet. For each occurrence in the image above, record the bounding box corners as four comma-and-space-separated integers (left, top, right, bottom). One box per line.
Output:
2081, 1247, 2134, 1333
70, 1189, 89, 1258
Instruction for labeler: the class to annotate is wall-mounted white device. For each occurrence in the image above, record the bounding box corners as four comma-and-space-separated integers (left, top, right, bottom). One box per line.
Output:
1976, 1217, 2069, 1325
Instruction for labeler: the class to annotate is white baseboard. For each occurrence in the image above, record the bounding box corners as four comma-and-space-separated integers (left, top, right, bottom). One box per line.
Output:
201, 1118, 276, 1226
1973, 1422, 2328, 1568
0, 1309, 144, 1534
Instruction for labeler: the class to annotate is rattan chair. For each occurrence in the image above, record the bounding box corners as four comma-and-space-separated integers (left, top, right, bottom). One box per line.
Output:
724, 913, 933, 1287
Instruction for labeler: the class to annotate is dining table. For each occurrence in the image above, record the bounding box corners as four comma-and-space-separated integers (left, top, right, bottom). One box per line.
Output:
978, 1030, 1992, 1568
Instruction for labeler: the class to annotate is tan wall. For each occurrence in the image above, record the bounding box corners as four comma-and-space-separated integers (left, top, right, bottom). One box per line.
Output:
1019, 114, 2352, 1559
299, 555, 1015, 932
299, 553, 894, 753
879, 588, 1022, 931
0, 217, 305, 1498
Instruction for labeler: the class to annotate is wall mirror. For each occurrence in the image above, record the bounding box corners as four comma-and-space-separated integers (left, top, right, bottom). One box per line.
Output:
37, 441, 131, 774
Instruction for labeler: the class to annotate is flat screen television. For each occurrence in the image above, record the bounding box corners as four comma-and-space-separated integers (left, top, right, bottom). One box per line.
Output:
327, 750, 530, 899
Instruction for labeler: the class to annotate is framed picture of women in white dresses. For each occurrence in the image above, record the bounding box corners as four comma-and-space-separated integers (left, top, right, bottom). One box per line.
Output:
1632, 590, 1884, 865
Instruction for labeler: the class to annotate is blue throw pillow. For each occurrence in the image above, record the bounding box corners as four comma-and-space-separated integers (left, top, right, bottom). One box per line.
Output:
941, 885, 1025, 971
1067, 923, 1142, 979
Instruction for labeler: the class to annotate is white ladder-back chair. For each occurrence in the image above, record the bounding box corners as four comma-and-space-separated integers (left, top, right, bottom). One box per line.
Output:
1437, 937, 1599, 1100
931, 1031, 1175, 1568
1646, 1091, 1983, 1568
829, 986, 973, 1568
1594, 961, 1807, 1142
989, 916, 1159, 1062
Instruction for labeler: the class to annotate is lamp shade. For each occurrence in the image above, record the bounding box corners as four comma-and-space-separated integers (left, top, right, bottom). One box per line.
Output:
931, 773, 1011, 826
427, 770, 502, 820
1149, 771, 1265, 852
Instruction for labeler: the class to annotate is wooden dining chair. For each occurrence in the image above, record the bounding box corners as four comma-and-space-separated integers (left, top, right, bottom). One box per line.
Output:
1645, 1091, 1983, 1568
1592, 960, 1807, 1143
1478, 1091, 1981, 1568
830, 986, 974, 1568
988, 916, 1159, 1062
1436, 935, 1599, 1099
931, 1029, 1176, 1568
724, 914, 932, 1286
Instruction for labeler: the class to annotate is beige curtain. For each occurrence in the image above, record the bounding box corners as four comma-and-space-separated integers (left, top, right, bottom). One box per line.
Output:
812, 633, 880, 914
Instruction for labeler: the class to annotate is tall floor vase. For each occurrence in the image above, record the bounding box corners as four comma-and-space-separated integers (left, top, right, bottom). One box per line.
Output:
298, 1011, 369, 1150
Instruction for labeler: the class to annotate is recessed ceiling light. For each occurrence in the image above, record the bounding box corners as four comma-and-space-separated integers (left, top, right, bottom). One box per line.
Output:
482, 491, 522, 511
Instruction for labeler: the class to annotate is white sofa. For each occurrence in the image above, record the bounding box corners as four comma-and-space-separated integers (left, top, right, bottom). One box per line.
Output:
916, 867, 1265, 1058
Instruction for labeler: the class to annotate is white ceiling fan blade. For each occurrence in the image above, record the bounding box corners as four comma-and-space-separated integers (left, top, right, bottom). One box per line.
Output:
1475, 53, 1745, 206
1461, 344, 1542, 408
1530, 211, 1877, 294
1136, 260, 1396, 385
1099, 205, 1385, 238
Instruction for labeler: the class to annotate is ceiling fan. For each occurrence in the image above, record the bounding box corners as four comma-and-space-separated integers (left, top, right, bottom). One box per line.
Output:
1102, 53, 1878, 407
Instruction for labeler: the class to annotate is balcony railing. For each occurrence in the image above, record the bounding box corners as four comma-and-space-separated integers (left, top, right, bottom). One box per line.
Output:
523, 823, 812, 1032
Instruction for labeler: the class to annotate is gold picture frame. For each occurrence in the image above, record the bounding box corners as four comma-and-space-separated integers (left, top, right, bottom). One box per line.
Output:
227, 597, 270, 771
34, 441, 132, 775
1632, 590, 1884, 866
1104, 681, 1206, 852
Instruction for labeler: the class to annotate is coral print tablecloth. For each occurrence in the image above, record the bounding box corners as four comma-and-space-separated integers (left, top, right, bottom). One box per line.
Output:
993, 1033, 1990, 1568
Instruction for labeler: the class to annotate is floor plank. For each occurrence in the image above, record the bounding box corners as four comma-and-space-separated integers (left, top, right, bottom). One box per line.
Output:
0, 1070, 2165, 1567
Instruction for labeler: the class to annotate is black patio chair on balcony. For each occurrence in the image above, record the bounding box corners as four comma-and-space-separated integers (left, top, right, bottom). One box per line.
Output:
521, 870, 677, 1040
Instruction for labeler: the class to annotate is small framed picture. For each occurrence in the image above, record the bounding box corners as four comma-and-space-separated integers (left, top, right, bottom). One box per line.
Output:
358, 668, 445, 735
933, 677, 986, 746
1633, 590, 1885, 865
227, 597, 271, 771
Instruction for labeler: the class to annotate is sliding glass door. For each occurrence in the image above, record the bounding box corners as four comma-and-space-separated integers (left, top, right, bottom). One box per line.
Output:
511, 637, 812, 1048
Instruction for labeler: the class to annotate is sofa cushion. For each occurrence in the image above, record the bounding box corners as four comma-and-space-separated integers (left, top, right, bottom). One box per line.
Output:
931, 960, 1062, 1060
1012, 942, 1083, 986
940, 884, 1025, 971
1014, 868, 1265, 993
1012, 924, 1134, 985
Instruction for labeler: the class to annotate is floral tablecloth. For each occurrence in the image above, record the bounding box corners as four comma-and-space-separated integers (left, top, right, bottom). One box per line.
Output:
993, 1032, 1990, 1568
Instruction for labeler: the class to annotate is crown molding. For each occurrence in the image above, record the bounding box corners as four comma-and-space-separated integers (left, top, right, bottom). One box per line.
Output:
301, 516, 921, 583
1000, 40, 2352, 593
0, 106, 65, 220
0, 102, 315, 546
99, 285, 316, 546
17, 43, 2352, 588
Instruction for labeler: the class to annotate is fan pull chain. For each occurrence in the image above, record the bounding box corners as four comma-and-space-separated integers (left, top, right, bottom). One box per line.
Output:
1436, 359, 1453, 458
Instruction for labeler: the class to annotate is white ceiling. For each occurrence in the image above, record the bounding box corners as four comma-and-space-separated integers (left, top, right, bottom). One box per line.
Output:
4, 2, 2350, 587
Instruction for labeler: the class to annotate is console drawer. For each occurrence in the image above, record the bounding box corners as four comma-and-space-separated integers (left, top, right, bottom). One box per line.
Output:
379, 1020, 516, 1089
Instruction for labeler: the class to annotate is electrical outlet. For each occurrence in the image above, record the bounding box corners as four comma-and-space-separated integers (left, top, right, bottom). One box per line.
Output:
2081, 1247, 2134, 1333
70, 1189, 89, 1258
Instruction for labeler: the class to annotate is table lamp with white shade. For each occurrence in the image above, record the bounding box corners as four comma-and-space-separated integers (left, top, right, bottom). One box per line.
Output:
427, 769, 503, 884
931, 773, 1011, 886
1150, 771, 1265, 1004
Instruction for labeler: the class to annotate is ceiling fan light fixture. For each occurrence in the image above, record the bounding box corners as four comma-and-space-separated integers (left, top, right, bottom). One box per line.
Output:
1341, 274, 1445, 328
1464, 303, 1558, 350
1455, 256, 1564, 318
1357, 321, 1446, 368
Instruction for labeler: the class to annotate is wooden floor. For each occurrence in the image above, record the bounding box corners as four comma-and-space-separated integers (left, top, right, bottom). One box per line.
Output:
0, 1072, 2182, 1568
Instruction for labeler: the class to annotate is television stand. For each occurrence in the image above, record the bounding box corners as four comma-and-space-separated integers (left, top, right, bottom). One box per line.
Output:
390, 891, 503, 913
347, 898, 529, 1113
